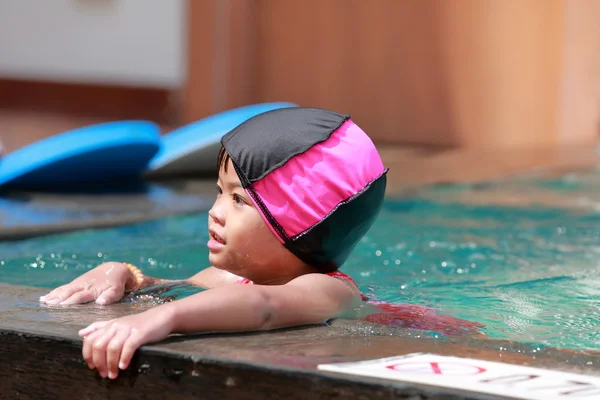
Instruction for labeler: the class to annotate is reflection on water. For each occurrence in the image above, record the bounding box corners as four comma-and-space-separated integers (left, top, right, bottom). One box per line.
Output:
2, 168, 600, 350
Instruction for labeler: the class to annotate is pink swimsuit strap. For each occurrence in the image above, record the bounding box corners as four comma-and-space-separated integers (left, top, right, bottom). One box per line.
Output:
235, 277, 254, 285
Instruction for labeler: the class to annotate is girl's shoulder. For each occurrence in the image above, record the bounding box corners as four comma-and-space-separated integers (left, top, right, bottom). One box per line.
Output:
188, 266, 244, 288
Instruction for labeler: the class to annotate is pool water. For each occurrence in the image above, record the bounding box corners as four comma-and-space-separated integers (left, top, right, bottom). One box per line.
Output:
2, 169, 600, 351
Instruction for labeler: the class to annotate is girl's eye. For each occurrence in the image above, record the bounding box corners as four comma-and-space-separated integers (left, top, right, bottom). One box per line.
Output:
216, 185, 222, 195
232, 194, 245, 205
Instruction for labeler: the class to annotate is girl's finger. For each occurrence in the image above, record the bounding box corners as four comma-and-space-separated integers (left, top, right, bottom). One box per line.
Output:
82, 329, 103, 369
79, 320, 110, 337
106, 328, 132, 379
118, 332, 144, 371
39, 286, 65, 301
91, 325, 118, 378
43, 286, 83, 305
59, 290, 96, 305
96, 286, 123, 305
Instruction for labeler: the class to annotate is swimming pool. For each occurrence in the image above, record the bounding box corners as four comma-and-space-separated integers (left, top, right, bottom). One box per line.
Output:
2, 168, 600, 351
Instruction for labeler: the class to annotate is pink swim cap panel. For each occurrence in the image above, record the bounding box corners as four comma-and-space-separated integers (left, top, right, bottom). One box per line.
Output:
222, 107, 388, 271
252, 120, 385, 239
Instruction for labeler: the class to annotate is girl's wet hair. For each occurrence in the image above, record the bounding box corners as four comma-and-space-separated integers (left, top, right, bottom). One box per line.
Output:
216, 145, 231, 173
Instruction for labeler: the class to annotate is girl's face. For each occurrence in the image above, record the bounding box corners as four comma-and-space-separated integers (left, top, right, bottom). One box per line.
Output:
207, 158, 309, 283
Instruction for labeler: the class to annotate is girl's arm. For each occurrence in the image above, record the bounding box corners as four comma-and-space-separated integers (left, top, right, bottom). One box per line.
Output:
170, 273, 361, 333
78, 274, 361, 379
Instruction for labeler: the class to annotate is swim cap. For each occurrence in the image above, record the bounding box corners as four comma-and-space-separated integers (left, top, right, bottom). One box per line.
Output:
221, 107, 388, 272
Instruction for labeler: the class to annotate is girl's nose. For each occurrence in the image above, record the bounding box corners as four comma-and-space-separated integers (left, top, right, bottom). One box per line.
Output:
208, 201, 225, 225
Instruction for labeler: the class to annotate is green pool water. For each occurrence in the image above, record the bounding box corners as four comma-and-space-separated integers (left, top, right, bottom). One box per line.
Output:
2, 169, 600, 351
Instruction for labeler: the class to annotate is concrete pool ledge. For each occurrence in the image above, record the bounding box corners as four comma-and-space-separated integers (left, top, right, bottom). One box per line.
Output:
1, 283, 599, 399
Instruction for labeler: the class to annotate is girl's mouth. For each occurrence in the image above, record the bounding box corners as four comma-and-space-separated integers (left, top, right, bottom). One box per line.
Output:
209, 229, 226, 244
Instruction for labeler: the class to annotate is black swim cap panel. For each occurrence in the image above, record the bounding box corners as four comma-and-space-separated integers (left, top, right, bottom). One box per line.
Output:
221, 107, 349, 184
285, 171, 388, 272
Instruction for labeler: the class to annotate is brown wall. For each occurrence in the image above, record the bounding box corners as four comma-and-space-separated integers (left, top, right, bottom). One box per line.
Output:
185, 0, 600, 149
254, 1, 456, 146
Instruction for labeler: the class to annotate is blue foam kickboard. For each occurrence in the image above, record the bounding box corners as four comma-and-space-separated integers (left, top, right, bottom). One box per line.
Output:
0, 120, 161, 189
145, 102, 297, 177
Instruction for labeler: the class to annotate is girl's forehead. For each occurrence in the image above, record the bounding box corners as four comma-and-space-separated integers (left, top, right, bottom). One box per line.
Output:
218, 159, 242, 186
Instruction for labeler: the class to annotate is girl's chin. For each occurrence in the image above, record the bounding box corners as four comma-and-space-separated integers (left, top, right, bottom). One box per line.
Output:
208, 254, 232, 270
209, 256, 245, 276
208, 253, 221, 267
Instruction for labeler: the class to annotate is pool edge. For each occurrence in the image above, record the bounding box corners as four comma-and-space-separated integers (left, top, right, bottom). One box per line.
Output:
1, 326, 500, 400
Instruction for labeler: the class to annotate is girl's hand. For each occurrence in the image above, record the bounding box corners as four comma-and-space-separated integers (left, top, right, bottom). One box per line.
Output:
79, 308, 174, 379
39, 262, 135, 306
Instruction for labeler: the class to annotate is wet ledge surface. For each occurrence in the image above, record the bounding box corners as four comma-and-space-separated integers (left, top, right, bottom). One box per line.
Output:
1, 283, 599, 399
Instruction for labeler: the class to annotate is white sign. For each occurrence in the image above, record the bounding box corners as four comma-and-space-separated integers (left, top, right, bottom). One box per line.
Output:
317, 353, 600, 399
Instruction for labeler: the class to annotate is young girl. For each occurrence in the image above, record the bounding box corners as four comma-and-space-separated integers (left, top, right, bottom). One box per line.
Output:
39, 107, 483, 380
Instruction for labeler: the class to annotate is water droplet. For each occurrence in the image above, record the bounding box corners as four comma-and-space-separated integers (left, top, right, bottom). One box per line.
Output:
441, 261, 448, 267
395, 259, 401, 265
457, 268, 464, 274
400, 285, 406, 290
470, 263, 477, 268
383, 260, 389, 265
97, 252, 103, 258
30, 263, 38, 268
375, 250, 382, 257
